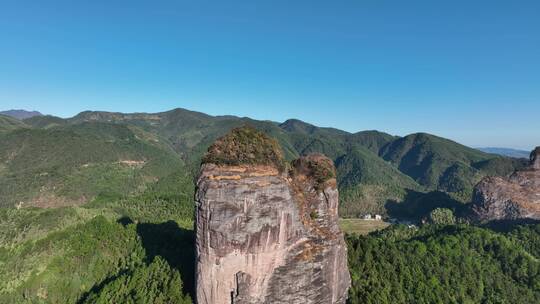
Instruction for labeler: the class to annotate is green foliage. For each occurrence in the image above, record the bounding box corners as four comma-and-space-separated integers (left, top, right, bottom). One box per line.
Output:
473, 157, 528, 177
0, 114, 28, 133
0, 215, 145, 303
347, 224, 540, 304
349, 130, 397, 154
379, 133, 519, 202
0, 122, 184, 207
81, 256, 191, 304
202, 126, 287, 170
23, 115, 67, 129
427, 208, 456, 225
336, 147, 422, 217
292, 153, 336, 189
385, 190, 464, 220
0, 201, 194, 303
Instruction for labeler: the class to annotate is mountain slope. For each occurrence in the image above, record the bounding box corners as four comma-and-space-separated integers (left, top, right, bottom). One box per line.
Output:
0, 108, 523, 217
348, 130, 397, 153
0, 202, 194, 303
0, 122, 185, 208
379, 133, 519, 201
0, 115, 28, 133
23, 115, 67, 129
0, 109, 42, 120
336, 146, 422, 216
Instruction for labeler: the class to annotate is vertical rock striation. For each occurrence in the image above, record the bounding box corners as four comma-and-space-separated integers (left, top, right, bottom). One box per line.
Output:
470, 147, 540, 221
195, 127, 350, 304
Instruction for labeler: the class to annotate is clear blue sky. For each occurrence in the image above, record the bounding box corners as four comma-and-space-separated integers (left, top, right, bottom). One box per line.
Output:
1, 1, 539, 150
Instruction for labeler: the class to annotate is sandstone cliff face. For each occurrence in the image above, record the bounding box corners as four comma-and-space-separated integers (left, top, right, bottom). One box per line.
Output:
195, 155, 350, 304
470, 147, 540, 221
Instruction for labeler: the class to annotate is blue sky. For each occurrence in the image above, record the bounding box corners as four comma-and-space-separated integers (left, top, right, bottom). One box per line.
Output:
0, 0, 539, 150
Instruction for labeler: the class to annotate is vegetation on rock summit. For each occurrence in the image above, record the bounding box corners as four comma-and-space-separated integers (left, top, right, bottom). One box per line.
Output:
292, 153, 336, 190
202, 126, 286, 170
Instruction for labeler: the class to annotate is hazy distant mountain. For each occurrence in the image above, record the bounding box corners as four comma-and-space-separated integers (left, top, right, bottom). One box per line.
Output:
477, 147, 530, 158
0, 109, 43, 120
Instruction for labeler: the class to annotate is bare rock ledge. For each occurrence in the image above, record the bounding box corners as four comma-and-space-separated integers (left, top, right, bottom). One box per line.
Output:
470, 147, 540, 221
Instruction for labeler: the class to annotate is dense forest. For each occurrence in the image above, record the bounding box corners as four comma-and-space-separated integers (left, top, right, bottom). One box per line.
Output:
347, 224, 540, 304
1, 185, 540, 303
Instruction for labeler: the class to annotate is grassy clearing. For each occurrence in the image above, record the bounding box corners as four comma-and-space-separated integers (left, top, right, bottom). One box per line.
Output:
339, 218, 391, 235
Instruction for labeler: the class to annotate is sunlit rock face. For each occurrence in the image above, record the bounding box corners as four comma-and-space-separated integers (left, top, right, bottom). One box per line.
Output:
470, 147, 540, 221
195, 155, 350, 304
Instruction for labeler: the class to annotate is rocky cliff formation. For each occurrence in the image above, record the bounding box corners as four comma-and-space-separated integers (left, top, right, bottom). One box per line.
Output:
470, 147, 540, 221
195, 127, 350, 304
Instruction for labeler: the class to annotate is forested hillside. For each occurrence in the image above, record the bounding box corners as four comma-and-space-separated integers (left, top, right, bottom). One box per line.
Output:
0, 108, 522, 217
0, 182, 194, 303
1, 194, 539, 303
0, 122, 184, 208
0, 114, 28, 133
347, 224, 540, 303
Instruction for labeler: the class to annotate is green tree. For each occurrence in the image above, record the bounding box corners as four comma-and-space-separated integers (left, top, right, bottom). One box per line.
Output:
427, 208, 456, 225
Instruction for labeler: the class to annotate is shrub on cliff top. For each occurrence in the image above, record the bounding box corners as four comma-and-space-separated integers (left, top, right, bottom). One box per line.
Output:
292, 153, 336, 190
202, 126, 286, 170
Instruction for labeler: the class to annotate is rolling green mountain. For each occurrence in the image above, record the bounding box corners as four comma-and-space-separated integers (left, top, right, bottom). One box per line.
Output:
0, 114, 28, 133
0, 122, 185, 208
23, 115, 67, 129
58, 109, 412, 216
65, 109, 522, 214
336, 146, 422, 216
0, 108, 523, 217
379, 133, 522, 201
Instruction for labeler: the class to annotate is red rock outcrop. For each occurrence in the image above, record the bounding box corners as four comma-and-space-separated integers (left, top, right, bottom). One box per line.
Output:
470, 147, 540, 221
194, 128, 350, 304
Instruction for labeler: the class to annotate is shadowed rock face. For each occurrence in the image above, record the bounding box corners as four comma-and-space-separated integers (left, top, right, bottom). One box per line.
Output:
471, 147, 540, 221
532, 147, 540, 170
195, 154, 350, 304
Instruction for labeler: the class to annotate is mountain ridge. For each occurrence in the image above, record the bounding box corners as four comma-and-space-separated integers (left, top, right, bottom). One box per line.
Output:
0, 107, 524, 217
477, 147, 531, 158
0, 109, 43, 120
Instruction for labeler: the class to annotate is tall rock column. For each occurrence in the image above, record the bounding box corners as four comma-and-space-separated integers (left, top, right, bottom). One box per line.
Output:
195, 127, 350, 304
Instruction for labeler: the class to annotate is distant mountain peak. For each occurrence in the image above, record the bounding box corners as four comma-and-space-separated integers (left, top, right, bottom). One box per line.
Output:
0, 109, 42, 120
279, 118, 317, 134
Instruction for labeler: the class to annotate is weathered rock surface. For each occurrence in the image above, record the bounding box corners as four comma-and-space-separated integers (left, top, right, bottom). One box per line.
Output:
195, 154, 350, 304
470, 147, 540, 221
